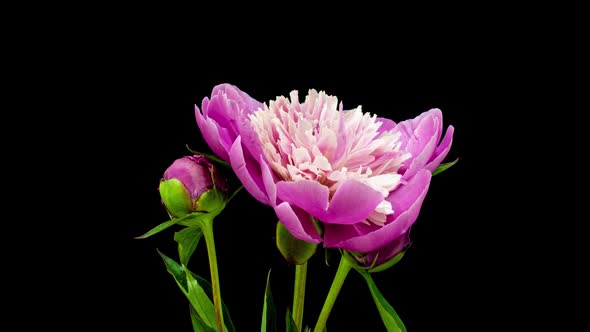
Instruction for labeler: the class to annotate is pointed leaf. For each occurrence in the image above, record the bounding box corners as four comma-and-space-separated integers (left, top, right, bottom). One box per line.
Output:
158, 250, 233, 332
193, 274, 235, 332
174, 225, 204, 266
285, 308, 299, 332
359, 271, 406, 332
158, 249, 188, 290
261, 269, 277, 332
190, 305, 216, 332
135, 219, 179, 239
185, 266, 218, 330
432, 158, 459, 176
135, 212, 205, 239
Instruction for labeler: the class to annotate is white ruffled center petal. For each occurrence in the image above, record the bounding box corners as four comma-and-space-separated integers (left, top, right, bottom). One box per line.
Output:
249, 89, 410, 226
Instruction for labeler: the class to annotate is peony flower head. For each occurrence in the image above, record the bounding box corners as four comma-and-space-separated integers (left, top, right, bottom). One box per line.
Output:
195, 84, 454, 255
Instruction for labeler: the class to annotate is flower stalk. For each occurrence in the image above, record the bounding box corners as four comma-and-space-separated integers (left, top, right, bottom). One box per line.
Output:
292, 262, 308, 331
313, 254, 353, 332
200, 217, 225, 332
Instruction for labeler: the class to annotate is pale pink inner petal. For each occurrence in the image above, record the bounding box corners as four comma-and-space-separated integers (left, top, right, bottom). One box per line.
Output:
249, 89, 411, 226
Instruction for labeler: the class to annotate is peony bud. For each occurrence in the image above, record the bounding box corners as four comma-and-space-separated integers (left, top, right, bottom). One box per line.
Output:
349, 232, 411, 273
159, 155, 228, 218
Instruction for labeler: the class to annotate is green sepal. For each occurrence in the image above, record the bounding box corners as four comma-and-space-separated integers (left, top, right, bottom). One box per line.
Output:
276, 221, 318, 265
261, 269, 277, 332
159, 178, 193, 218
343, 240, 409, 273
368, 251, 406, 273
197, 188, 226, 217
432, 158, 459, 176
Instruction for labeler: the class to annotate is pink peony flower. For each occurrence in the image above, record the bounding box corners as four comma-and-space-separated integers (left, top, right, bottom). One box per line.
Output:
195, 84, 453, 253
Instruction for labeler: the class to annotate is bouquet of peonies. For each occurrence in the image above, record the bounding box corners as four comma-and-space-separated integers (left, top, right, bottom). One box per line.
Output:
138, 84, 456, 331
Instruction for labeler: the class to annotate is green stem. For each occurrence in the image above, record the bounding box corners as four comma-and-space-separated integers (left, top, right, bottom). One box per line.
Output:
292, 262, 308, 331
313, 255, 352, 332
201, 219, 224, 332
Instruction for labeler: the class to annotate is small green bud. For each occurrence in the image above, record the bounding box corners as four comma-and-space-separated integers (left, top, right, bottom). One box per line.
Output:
276, 221, 318, 265
159, 155, 228, 218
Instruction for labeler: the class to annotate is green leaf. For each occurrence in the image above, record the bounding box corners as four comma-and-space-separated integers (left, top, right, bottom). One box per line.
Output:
285, 308, 299, 332
303, 326, 321, 332
174, 225, 204, 266
359, 271, 407, 332
190, 305, 216, 332
185, 271, 218, 330
193, 274, 235, 332
261, 269, 277, 332
432, 158, 459, 176
158, 249, 215, 329
158, 250, 234, 332
135, 212, 204, 239
158, 249, 188, 290
276, 221, 318, 265
135, 219, 178, 240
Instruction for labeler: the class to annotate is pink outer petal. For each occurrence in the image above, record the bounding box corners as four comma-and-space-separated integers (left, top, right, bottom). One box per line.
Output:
323, 169, 431, 252
396, 109, 441, 180
276, 180, 330, 219
425, 125, 454, 172
260, 158, 277, 206
204, 93, 241, 138
229, 136, 269, 205
195, 104, 231, 162
237, 113, 265, 164
274, 202, 322, 243
212, 83, 263, 117
323, 179, 384, 224
376, 117, 396, 134
277, 179, 383, 225
195, 84, 264, 164
212, 83, 265, 160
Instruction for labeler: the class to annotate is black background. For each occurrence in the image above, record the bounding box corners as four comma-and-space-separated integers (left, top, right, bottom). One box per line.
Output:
12, 5, 577, 330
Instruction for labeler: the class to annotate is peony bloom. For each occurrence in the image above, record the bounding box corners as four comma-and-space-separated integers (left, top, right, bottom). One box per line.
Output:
159, 155, 228, 218
195, 84, 453, 254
